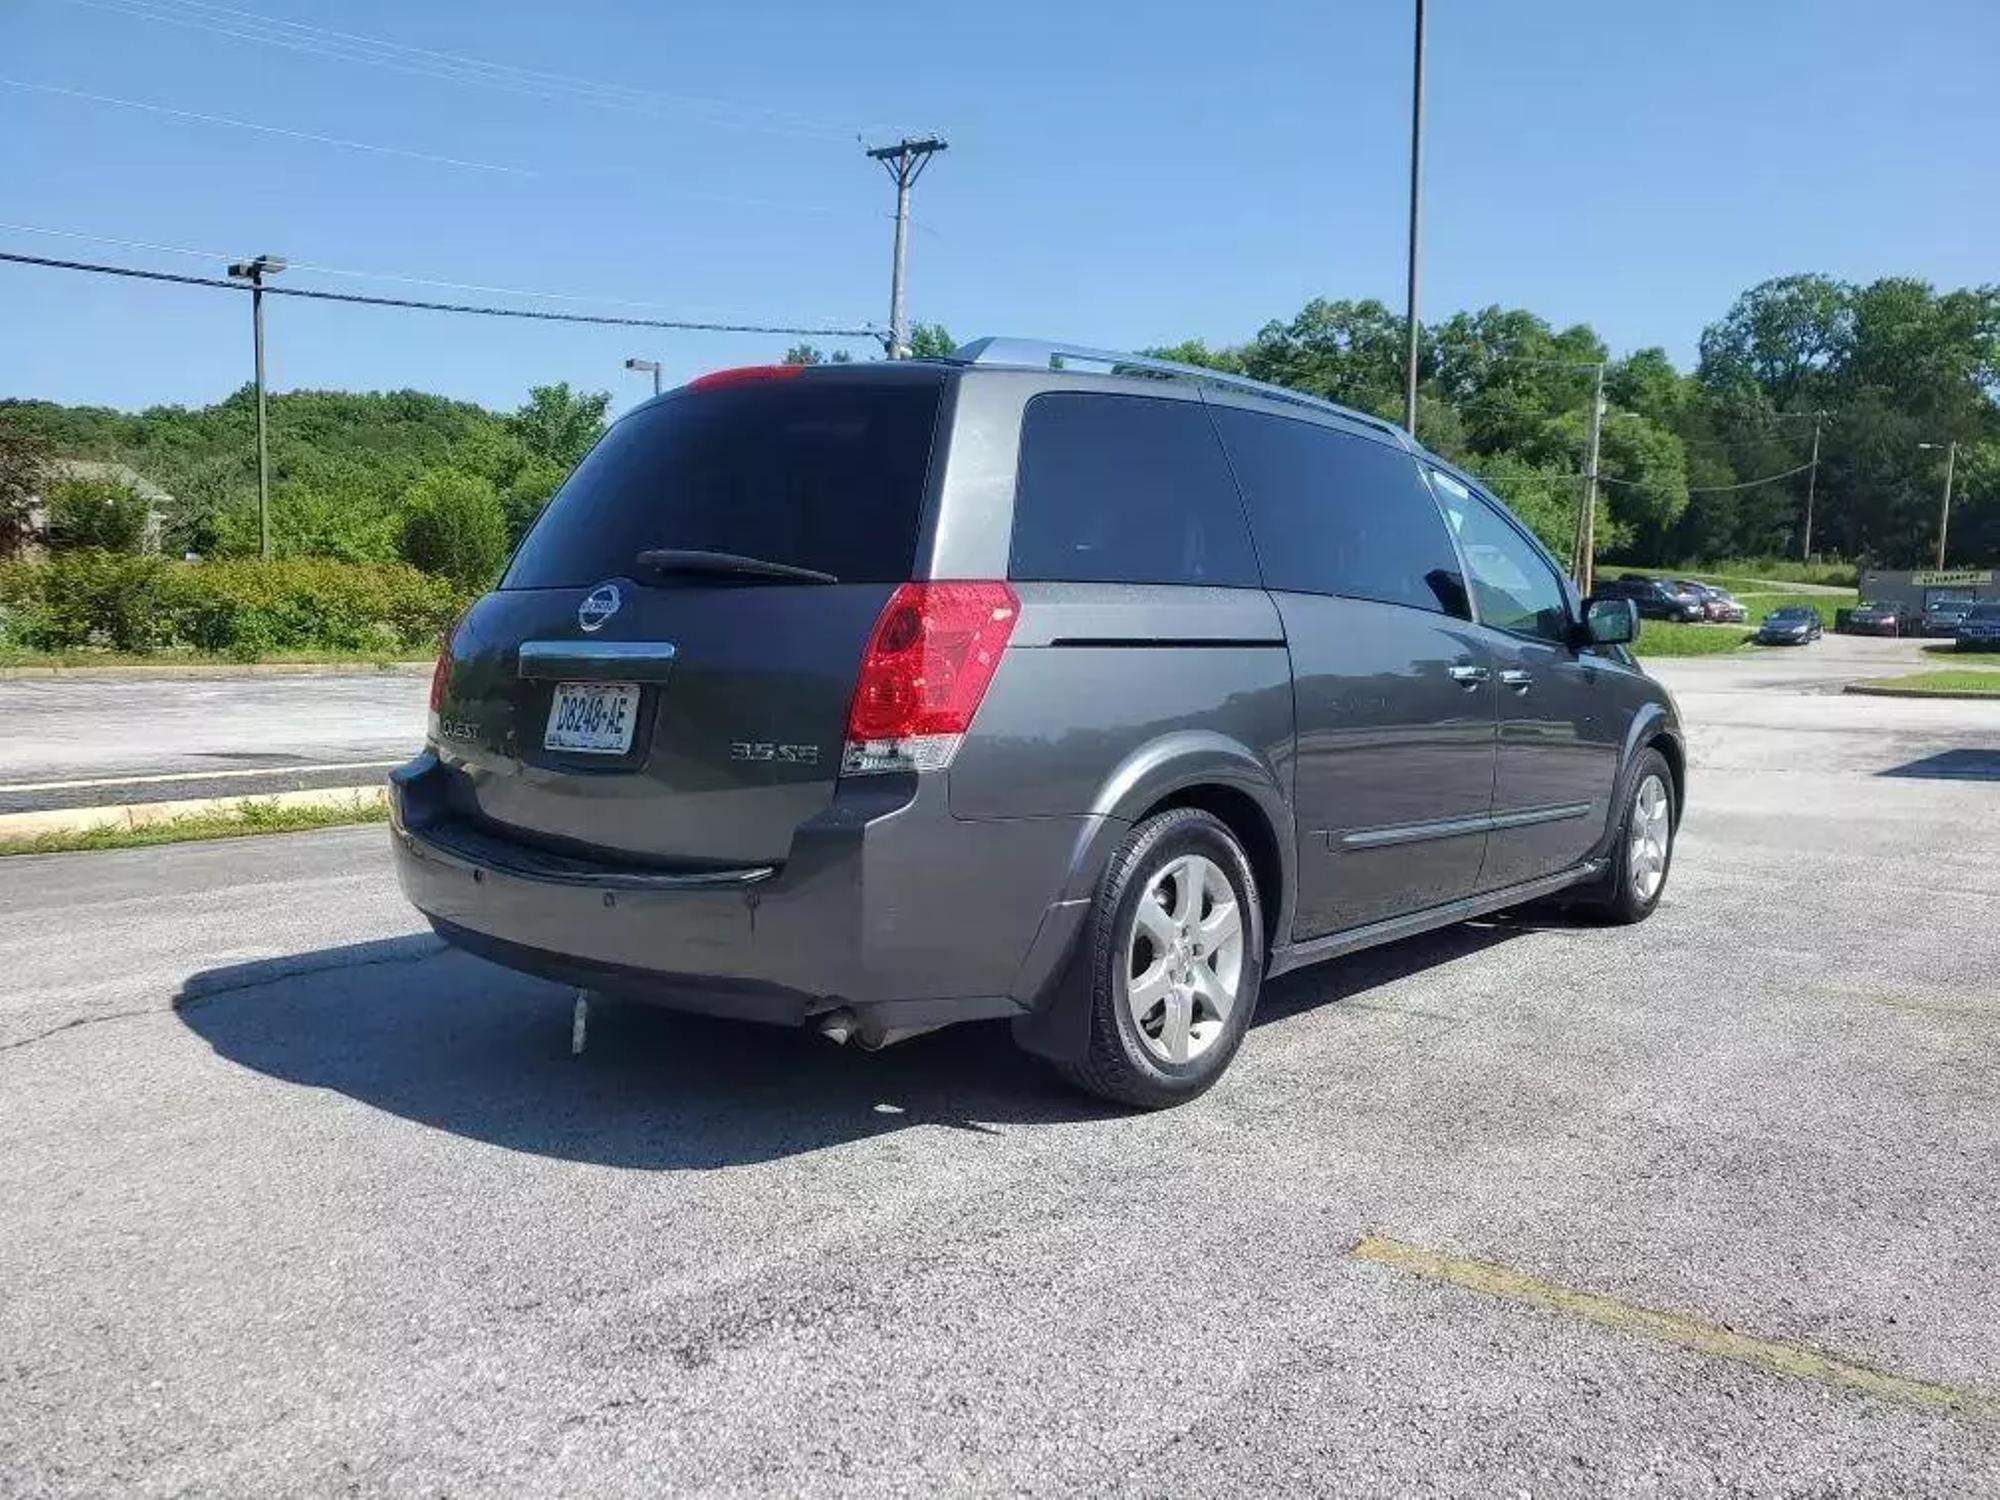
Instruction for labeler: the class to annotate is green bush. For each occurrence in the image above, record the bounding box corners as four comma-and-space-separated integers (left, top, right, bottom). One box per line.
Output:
0, 555, 462, 657
45, 476, 150, 553
399, 469, 507, 591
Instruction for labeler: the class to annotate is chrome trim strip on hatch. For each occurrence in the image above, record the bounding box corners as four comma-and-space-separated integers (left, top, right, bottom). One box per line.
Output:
517, 640, 678, 681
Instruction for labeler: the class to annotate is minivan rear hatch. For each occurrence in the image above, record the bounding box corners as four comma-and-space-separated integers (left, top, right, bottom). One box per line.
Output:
432, 364, 947, 867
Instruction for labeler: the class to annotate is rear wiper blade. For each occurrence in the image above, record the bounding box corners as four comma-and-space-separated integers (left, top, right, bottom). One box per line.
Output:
633, 549, 838, 585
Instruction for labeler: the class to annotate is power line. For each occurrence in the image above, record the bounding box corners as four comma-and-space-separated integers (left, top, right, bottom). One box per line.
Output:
0, 76, 531, 175
1597, 461, 1818, 495
0, 249, 879, 337
57, 0, 871, 143
0, 222, 866, 325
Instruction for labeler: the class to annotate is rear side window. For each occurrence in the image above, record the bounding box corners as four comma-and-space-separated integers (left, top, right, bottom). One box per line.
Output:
504, 374, 942, 588
1008, 393, 1260, 587
1210, 406, 1467, 617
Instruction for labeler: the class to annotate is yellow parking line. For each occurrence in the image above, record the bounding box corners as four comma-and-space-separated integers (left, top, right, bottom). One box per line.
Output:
1351, 1235, 1995, 1424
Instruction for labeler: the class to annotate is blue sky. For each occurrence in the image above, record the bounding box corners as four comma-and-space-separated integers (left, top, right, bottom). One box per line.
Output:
2, 0, 1995, 419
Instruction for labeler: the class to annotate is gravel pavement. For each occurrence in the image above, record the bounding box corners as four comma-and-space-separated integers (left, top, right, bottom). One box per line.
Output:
2, 642, 1997, 1495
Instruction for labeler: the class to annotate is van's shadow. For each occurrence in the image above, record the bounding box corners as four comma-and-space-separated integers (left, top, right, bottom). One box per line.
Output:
174, 918, 1536, 1171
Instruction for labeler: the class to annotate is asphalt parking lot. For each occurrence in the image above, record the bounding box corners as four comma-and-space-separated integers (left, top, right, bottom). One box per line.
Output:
2, 641, 1997, 1495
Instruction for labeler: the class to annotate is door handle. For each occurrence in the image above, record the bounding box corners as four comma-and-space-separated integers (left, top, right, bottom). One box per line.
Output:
1500, 669, 1533, 692
1448, 664, 1490, 688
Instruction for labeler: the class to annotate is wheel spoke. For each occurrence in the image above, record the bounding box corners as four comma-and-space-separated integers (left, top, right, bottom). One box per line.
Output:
1126, 961, 1175, 1022
1133, 891, 1178, 952
1197, 896, 1240, 948
1160, 989, 1193, 1064
1190, 962, 1234, 1025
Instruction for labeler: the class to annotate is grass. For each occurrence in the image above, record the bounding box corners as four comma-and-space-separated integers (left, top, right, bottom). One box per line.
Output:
1631, 622, 1754, 657
1849, 669, 2000, 698
1605, 558, 1859, 590
0, 794, 388, 856
0, 646, 431, 670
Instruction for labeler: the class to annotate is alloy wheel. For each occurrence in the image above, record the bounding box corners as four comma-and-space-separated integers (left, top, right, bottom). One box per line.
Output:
1629, 774, 1671, 903
1121, 854, 1245, 1065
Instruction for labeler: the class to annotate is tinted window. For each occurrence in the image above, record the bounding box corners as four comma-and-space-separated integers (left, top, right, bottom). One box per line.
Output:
504, 374, 942, 588
1209, 406, 1465, 616
1427, 470, 1571, 643
1008, 393, 1260, 586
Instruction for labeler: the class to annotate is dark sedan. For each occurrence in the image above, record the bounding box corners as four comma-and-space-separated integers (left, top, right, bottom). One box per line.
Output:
1602, 575, 1708, 622
1756, 606, 1824, 645
1847, 600, 1916, 637
1954, 603, 2000, 652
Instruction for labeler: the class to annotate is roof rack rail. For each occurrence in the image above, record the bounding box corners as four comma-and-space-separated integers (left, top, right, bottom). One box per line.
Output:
952, 336, 1413, 447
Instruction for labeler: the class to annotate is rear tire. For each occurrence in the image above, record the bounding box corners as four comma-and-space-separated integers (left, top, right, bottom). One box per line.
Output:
1572, 748, 1676, 925
1055, 808, 1264, 1110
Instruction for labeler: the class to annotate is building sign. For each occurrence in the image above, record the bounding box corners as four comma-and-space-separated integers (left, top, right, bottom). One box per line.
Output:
1910, 569, 1994, 587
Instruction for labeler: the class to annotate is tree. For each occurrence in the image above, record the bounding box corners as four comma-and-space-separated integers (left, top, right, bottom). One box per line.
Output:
782, 343, 824, 366
907, 323, 956, 359
508, 384, 610, 471
1697, 274, 1853, 406
501, 455, 568, 546
44, 475, 151, 552
398, 469, 507, 591
0, 423, 49, 557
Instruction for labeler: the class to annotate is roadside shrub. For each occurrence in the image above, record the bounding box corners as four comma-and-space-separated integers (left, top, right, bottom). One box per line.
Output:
44, 476, 151, 553
398, 469, 507, 592
0, 555, 462, 657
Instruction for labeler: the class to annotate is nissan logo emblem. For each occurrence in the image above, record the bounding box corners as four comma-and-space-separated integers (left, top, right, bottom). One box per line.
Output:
577, 583, 622, 633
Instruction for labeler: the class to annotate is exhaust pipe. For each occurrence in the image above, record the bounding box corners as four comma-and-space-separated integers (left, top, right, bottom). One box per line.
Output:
814, 1010, 941, 1051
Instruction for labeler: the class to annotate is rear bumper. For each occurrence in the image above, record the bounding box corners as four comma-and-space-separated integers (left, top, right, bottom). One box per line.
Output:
389, 753, 1100, 1033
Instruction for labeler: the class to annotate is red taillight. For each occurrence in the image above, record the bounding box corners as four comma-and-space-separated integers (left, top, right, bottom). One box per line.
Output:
686, 364, 806, 392
428, 652, 452, 712
843, 582, 1019, 773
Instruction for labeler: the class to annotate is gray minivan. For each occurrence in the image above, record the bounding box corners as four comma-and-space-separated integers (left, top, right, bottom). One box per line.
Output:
391, 338, 1682, 1107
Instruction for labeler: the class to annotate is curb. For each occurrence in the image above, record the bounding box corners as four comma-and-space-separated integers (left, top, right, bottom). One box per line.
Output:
0, 784, 388, 842
1843, 685, 2000, 701
0, 661, 433, 682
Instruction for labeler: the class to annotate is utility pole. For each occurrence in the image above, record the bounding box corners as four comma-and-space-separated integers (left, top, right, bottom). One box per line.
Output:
1400, 0, 1426, 435
1919, 440, 1958, 568
1800, 410, 1824, 561
1571, 361, 1607, 594
227, 254, 286, 560
866, 136, 946, 359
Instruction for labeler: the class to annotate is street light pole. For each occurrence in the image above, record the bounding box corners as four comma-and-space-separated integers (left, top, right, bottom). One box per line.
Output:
1400, 0, 1426, 435
1919, 440, 1958, 569
624, 357, 663, 397
228, 253, 286, 560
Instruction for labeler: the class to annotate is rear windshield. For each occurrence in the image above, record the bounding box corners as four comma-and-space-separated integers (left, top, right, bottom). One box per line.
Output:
503, 374, 942, 588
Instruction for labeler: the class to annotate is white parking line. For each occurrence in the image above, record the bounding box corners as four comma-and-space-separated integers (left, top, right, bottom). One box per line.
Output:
0, 760, 405, 794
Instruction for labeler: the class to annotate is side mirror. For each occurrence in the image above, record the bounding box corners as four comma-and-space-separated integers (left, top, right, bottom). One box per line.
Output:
1581, 595, 1639, 646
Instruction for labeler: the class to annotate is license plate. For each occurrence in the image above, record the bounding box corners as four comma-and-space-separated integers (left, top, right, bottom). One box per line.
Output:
545, 682, 641, 754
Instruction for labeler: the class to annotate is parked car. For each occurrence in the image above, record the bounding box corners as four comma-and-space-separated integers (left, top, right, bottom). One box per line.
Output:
392, 339, 1685, 1108
1846, 600, 1917, 637
1954, 602, 2000, 652
1599, 575, 1707, 622
1705, 587, 1749, 623
1674, 580, 1747, 623
1922, 597, 1976, 637
1755, 606, 1824, 645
